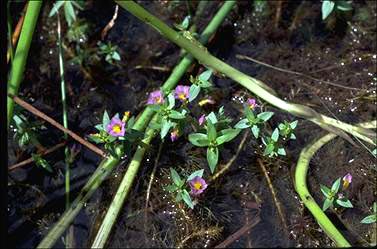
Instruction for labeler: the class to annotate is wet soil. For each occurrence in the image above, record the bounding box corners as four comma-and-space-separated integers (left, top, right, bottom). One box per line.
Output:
8, 0, 377, 248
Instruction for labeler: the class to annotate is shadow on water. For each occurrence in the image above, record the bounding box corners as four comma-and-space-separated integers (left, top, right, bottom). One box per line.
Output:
8, 0, 376, 248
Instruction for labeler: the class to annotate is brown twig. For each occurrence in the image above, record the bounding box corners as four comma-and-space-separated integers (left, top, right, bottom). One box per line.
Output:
257, 158, 288, 233
235, 54, 362, 91
7, 2, 28, 63
209, 130, 249, 182
214, 215, 261, 248
101, 5, 119, 40
10, 94, 106, 158
133, 65, 170, 72
9, 141, 67, 171
274, 0, 283, 29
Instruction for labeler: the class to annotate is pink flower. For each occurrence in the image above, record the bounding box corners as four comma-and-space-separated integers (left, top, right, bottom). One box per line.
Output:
247, 98, 258, 110
170, 129, 179, 142
147, 90, 164, 105
106, 116, 125, 137
174, 85, 190, 102
198, 114, 206, 126
342, 173, 352, 189
188, 176, 208, 196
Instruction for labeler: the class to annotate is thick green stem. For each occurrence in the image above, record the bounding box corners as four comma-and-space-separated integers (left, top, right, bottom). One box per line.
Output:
37, 2, 235, 248
91, 2, 236, 247
7, 1, 42, 127
7, 2, 14, 63
116, 0, 376, 146
295, 121, 376, 247
91, 117, 158, 248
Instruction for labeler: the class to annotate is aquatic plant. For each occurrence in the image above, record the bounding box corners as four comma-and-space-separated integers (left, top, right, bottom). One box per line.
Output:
320, 175, 353, 211
165, 168, 207, 209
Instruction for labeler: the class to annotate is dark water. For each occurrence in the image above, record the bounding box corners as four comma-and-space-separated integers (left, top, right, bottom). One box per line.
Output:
8, 1, 377, 248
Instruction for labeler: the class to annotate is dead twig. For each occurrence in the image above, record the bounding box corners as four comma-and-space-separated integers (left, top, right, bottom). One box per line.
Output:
144, 142, 164, 243
235, 54, 362, 91
7, 2, 28, 63
9, 141, 67, 171
214, 215, 261, 248
257, 158, 288, 233
209, 130, 249, 182
133, 65, 171, 72
101, 5, 119, 40
274, 1, 283, 29
10, 94, 106, 158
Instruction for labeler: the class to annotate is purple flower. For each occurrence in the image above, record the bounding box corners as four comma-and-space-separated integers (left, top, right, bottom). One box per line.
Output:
106, 116, 125, 137
338, 193, 345, 199
198, 114, 206, 126
170, 129, 179, 142
342, 173, 352, 189
147, 90, 164, 105
247, 98, 258, 110
188, 176, 208, 196
175, 85, 190, 102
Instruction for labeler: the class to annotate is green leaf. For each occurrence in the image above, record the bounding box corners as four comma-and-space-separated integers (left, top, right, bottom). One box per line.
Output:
336, 1, 352, 11
169, 110, 185, 119
244, 105, 255, 120
290, 120, 298, 129
188, 133, 209, 147
49, 1, 65, 17
102, 110, 110, 130
175, 192, 183, 202
361, 214, 376, 224
187, 169, 204, 181
88, 134, 103, 144
32, 154, 53, 173
331, 178, 341, 193
207, 121, 217, 141
323, 198, 333, 211
170, 167, 183, 187
181, 189, 194, 209
320, 185, 331, 198
216, 129, 241, 145
277, 148, 286, 156
235, 119, 250, 129
251, 125, 260, 139
373, 202, 377, 213
64, 2, 76, 26
165, 184, 178, 193
290, 133, 296, 140
257, 112, 274, 122
207, 147, 219, 174
112, 52, 121, 61
271, 128, 279, 142
95, 124, 104, 131
264, 143, 274, 156
322, 0, 335, 20
336, 199, 353, 208
181, 15, 190, 30
198, 69, 212, 81
161, 120, 173, 139
206, 112, 218, 124
168, 93, 175, 109
189, 84, 201, 102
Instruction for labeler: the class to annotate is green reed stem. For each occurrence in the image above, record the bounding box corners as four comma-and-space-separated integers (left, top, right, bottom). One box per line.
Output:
7, 2, 14, 63
91, 2, 236, 247
116, 0, 376, 146
37, 2, 235, 248
7, 1, 42, 127
295, 121, 376, 247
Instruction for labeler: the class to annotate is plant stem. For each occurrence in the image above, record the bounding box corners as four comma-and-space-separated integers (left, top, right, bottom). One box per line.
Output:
295, 121, 376, 247
37, 2, 235, 248
7, 2, 14, 63
116, 0, 376, 146
90, 2, 236, 248
7, 1, 42, 127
